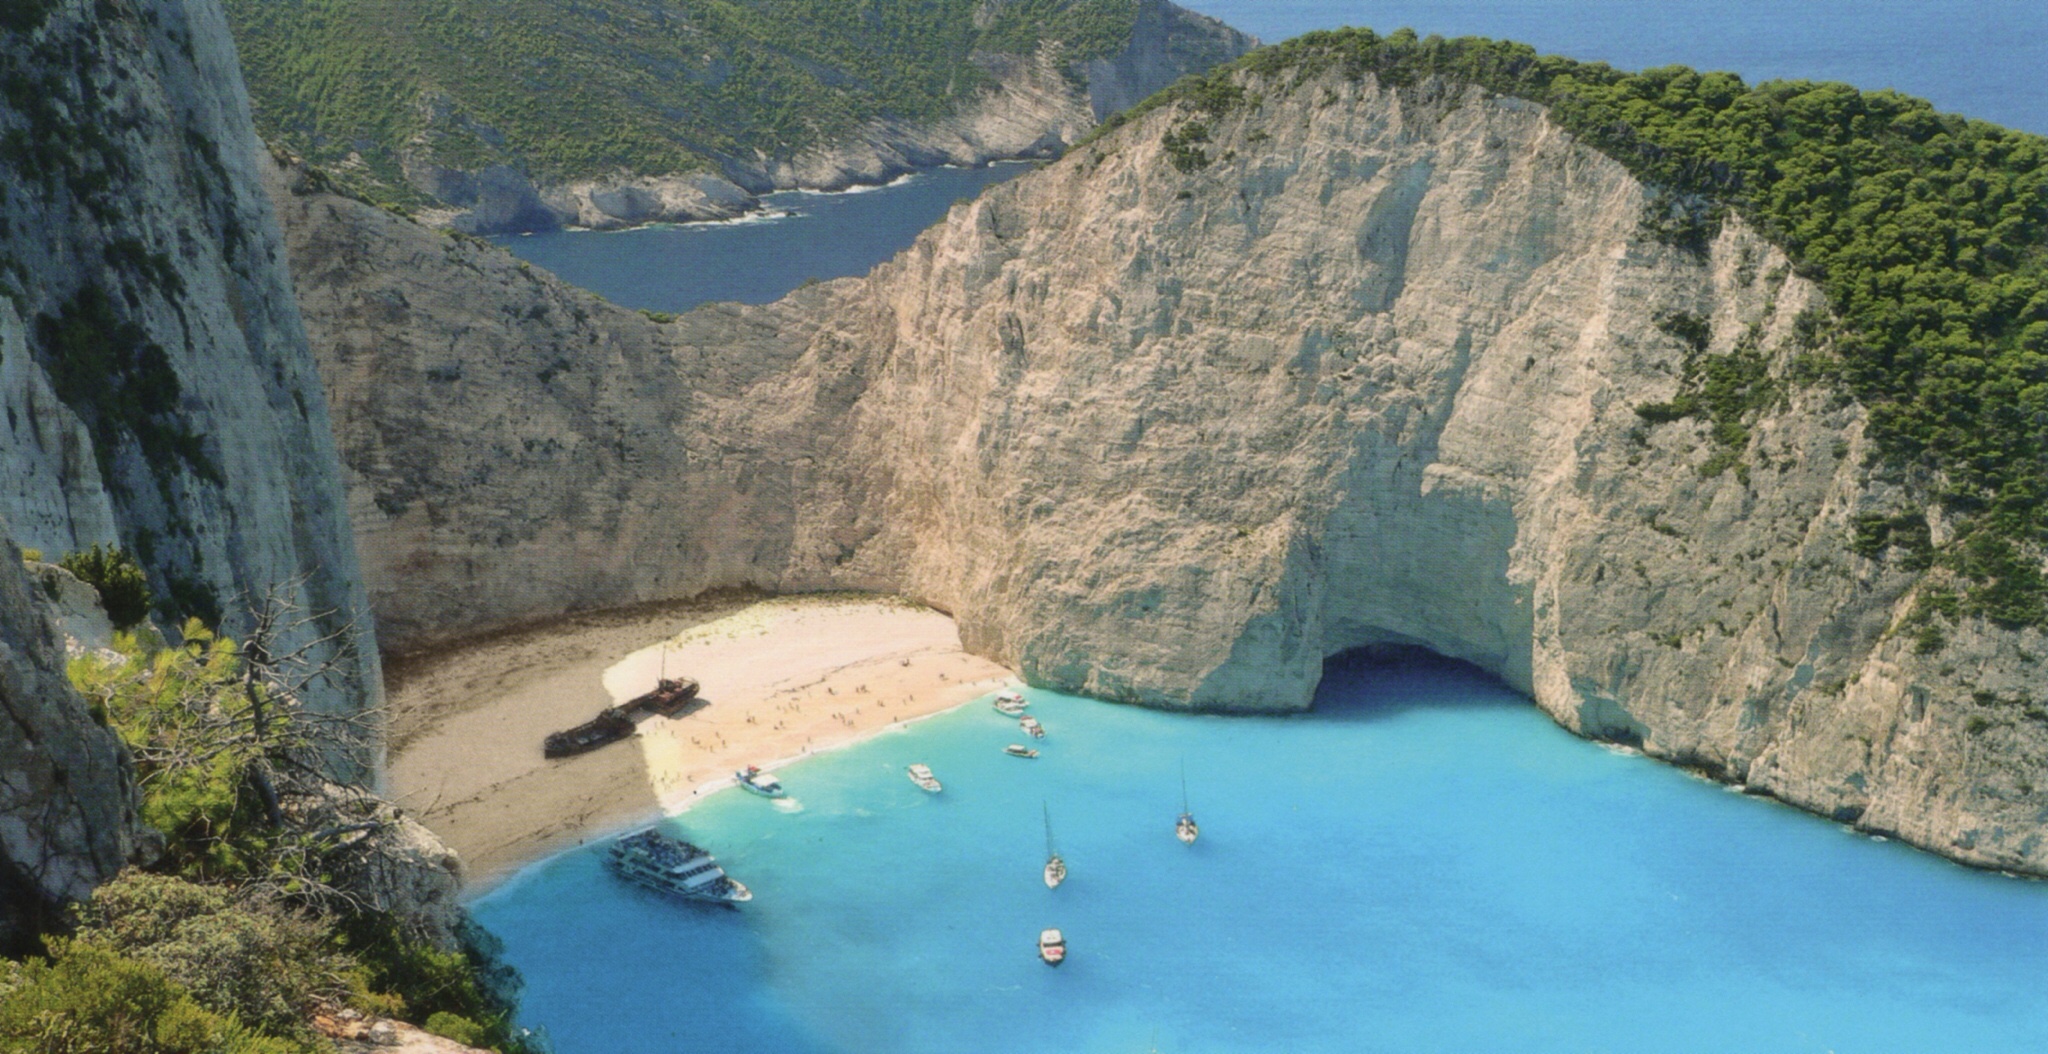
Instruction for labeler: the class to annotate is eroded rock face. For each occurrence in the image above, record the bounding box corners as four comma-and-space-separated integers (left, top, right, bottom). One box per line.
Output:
0, 531, 140, 950
280, 69, 2047, 874
0, 0, 382, 776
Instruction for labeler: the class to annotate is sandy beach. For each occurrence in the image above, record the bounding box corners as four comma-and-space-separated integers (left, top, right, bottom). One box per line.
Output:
385, 595, 1013, 891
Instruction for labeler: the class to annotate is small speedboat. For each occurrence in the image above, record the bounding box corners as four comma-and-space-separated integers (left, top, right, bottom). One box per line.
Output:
1019, 715, 1045, 739
735, 766, 785, 797
1038, 928, 1066, 966
993, 689, 1029, 716
907, 763, 943, 793
1004, 744, 1040, 759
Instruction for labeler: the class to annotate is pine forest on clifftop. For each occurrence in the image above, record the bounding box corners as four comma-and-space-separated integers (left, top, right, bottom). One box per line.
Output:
225, 0, 1169, 209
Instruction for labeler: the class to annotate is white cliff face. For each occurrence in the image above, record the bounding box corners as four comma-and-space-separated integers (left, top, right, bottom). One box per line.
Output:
280, 69, 2047, 875
0, 0, 382, 768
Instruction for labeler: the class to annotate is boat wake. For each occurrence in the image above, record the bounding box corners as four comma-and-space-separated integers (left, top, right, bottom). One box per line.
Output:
772, 798, 805, 814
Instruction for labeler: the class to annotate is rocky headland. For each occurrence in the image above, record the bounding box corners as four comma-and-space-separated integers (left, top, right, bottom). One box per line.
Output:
234, 0, 1255, 234
276, 57, 2047, 875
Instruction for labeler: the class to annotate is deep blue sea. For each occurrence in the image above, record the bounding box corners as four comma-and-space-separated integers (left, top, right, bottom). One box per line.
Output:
472, 658, 2048, 1053
490, 164, 1028, 314
1183, 1, 2048, 135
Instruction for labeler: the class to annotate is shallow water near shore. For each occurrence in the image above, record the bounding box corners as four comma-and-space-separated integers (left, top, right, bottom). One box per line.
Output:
470, 654, 2048, 1053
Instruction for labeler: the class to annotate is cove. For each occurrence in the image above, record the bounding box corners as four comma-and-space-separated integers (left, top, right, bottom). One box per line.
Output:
490, 163, 1030, 315
469, 654, 2048, 1052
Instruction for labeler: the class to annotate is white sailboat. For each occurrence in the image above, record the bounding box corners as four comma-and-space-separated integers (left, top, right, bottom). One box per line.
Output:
1176, 762, 1199, 845
1043, 803, 1067, 889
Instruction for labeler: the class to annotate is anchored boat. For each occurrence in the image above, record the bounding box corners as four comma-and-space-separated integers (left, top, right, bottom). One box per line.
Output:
1043, 804, 1066, 889
606, 828, 751, 905
1038, 928, 1067, 966
993, 689, 1029, 716
1019, 715, 1045, 739
907, 763, 943, 793
1176, 761, 1199, 845
1004, 744, 1040, 759
735, 765, 785, 797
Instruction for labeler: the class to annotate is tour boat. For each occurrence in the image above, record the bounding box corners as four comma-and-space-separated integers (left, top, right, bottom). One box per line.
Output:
1043, 804, 1066, 889
907, 763, 943, 793
993, 689, 1029, 716
606, 828, 751, 905
1176, 762, 1199, 845
1019, 715, 1045, 739
734, 765, 785, 797
1004, 744, 1040, 759
1038, 928, 1067, 966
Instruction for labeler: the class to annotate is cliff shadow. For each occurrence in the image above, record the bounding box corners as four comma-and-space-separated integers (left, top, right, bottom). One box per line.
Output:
1308, 645, 1532, 724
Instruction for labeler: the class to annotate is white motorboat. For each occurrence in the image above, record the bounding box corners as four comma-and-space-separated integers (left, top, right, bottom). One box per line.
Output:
734, 765, 785, 797
993, 689, 1029, 716
1038, 928, 1066, 966
1019, 715, 1045, 739
907, 763, 943, 793
1004, 744, 1040, 759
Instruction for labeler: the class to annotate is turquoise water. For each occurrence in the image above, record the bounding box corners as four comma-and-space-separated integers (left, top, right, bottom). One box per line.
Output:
470, 655, 2048, 1052
490, 163, 1028, 314
1183, 1, 2048, 135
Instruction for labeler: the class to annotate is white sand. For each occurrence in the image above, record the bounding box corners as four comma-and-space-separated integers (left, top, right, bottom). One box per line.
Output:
385, 595, 1012, 891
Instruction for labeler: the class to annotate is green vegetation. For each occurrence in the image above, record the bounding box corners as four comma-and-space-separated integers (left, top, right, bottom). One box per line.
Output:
10, 626, 534, 1051
225, 0, 1151, 209
0, 938, 309, 1054
1633, 316, 1780, 479
1122, 28, 2048, 628
57, 544, 153, 630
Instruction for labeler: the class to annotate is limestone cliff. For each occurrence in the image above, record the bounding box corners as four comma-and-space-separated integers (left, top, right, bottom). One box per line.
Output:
0, 532, 141, 950
0, 0, 381, 765
279, 67, 2046, 874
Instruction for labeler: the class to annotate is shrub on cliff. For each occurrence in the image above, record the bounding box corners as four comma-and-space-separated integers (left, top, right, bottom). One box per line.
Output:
72, 873, 351, 1042
0, 939, 316, 1054
60, 626, 538, 1053
57, 543, 152, 630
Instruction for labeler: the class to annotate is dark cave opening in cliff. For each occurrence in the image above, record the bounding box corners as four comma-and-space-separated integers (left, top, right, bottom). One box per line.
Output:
1308, 645, 1533, 722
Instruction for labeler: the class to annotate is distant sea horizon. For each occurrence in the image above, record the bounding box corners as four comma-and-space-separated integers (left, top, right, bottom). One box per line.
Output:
1181, 0, 2048, 135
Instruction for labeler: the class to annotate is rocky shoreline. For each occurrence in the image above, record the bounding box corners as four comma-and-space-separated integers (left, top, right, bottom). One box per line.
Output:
406, 14, 1254, 234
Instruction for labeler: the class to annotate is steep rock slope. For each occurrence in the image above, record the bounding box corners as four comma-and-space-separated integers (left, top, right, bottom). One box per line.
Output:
230, 0, 1253, 232
0, 533, 141, 950
281, 69, 2046, 873
0, 0, 381, 765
